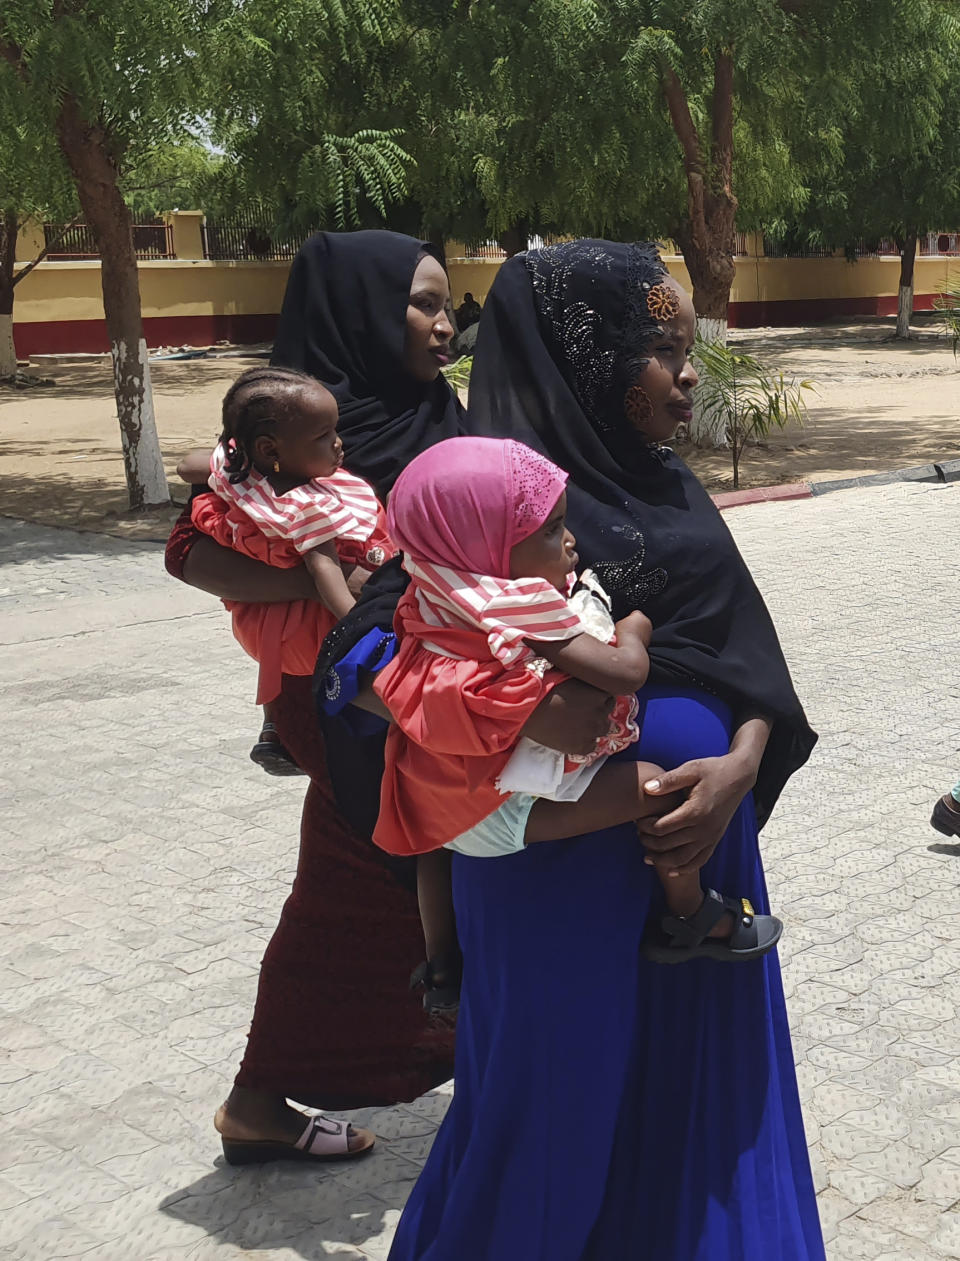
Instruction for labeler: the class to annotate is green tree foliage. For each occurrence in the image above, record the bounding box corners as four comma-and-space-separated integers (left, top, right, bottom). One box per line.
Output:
0, 98, 76, 377
121, 139, 224, 219
771, 0, 960, 338
0, 0, 213, 505
204, 0, 414, 229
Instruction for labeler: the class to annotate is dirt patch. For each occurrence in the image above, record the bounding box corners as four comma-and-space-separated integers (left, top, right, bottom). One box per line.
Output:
1, 319, 958, 538
680, 318, 960, 490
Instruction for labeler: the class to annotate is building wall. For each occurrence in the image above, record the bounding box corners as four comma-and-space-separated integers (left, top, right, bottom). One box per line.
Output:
13, 232, 960, 357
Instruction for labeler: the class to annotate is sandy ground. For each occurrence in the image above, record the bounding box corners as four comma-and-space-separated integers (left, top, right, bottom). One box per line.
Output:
1, 317, 958, 540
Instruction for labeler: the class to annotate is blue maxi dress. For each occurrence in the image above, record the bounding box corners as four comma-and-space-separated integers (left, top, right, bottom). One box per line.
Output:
388, 686, 825, 1261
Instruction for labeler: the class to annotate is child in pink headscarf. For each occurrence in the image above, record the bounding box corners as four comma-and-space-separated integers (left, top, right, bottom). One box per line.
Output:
374, 437, 784, 1012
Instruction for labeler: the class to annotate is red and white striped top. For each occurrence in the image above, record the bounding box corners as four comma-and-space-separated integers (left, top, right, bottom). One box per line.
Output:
403, 555, 587, 667
208, 445, 382, 554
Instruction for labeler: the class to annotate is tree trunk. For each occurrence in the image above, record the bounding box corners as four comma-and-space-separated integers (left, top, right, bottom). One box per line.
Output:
498, 222, 529, 258
896, 229, 918, 340
427, 231, 447, 269
55, 97, 169, 509
663, 55, 738, 447
0, 210, 17, 378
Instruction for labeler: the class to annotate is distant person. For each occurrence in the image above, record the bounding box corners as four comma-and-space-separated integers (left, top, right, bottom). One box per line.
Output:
455, 291, 482, 330
931, 782, 960, 836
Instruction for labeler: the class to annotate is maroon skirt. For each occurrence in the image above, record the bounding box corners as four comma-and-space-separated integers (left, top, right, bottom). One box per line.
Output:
166, 505, 454, 1107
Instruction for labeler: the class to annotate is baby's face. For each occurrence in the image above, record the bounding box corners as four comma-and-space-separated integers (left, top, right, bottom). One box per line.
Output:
274, 385, 343, 480
509, 491, 579, 593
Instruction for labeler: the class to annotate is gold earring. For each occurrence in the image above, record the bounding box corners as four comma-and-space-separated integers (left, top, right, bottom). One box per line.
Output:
273, 460, 280, 473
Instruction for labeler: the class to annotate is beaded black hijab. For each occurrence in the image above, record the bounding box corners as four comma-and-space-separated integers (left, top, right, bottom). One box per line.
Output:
468, 240, 816, 826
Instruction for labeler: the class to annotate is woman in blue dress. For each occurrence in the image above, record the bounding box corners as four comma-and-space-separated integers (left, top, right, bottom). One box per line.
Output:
385, 241, 825, 1260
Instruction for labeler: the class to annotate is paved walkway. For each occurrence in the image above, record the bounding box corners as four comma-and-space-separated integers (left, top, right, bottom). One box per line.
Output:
1, 481, 959, 1260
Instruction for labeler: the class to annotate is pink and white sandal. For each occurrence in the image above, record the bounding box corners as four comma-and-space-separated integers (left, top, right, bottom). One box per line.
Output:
220, 1114, 376, 1165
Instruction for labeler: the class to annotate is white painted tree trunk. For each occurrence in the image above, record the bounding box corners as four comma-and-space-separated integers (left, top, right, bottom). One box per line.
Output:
0, 314, 16, 378
111, 337, 169, 506
690, 316, 729, 447
896, 282, 914, 340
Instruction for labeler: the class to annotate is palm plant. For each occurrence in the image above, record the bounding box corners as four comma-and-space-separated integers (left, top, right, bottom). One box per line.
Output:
442, 355, 473, 393
694, 336, 813, 490
934, 287, 960, 356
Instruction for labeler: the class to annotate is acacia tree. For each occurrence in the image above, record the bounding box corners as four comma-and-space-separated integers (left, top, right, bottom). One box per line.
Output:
402, 1, 837, 441
784, 2, 960, 339
0, 108, 76, 379
0, 3, 213, 507
0, 1, 406, 509
407, 1, 958, 440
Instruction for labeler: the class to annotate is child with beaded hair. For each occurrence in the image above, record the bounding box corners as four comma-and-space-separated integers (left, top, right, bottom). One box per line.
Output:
191, 366, 395, 772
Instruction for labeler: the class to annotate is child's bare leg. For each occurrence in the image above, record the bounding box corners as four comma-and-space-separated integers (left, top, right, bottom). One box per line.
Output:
525, 760, 680, 843
260, 701, 277, 739
416, 849, 458, 966
414, 849, 460, 1014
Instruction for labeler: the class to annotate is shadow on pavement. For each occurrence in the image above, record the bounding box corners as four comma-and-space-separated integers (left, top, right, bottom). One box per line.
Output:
159, 1147, 418, 1258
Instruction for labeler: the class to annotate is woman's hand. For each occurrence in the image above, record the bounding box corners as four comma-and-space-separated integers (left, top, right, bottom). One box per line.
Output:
521, 679, 615, 756
636, 749, 760, 877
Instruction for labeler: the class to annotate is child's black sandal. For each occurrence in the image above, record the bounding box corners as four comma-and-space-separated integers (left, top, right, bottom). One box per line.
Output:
642, 887, 782, 964
410, 949, 463, 1017
249, 723, 307, 776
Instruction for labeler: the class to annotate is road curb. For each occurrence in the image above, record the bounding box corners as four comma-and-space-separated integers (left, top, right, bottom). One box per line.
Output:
712, 483, 812, 511
712, 457, 960, 510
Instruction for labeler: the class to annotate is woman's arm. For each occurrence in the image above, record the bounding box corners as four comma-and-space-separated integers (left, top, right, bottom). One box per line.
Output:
636, 710, 773, 876
181, 534, 321, 603
177, 449, 215, 484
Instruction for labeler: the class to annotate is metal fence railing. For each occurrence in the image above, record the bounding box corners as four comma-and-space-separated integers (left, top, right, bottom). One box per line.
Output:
43, 221, 173, 260
459, 240, 508, 260
201, 214, 316, 261
762, 236, 835, 258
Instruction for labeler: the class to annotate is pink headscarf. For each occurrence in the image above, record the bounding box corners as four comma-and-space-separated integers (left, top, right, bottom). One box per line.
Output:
387, 436, 568, 580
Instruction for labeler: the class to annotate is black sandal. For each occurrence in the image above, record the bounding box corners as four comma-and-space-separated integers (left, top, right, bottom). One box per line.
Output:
249, 723, 306, 776
642, 887, 783, 964
931, 795, 960, 838
410, 949, 463, 1019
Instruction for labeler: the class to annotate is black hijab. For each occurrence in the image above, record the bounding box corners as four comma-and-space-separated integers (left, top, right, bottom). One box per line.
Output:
468, 240, 816, 826
272, 230, 465, 837
271, 230, 465, 500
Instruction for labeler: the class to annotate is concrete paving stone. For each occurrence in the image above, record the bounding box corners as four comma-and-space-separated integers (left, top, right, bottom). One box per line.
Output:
930, 1210, 960, 1260
847, 1142, 926, 1190
4, 486, 960, 1255
915, 1153, 960, 1207
819, 1124, 890, 1162
2, 1217, 107, 1259
827, 1164, 893, 1207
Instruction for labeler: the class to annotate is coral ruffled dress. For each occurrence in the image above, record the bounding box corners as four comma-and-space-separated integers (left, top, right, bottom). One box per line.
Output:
191, 459, 394, 704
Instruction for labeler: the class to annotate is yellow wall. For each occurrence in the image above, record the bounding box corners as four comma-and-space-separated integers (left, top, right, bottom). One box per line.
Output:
13, 246, 960, 331
12, 259, 292, 326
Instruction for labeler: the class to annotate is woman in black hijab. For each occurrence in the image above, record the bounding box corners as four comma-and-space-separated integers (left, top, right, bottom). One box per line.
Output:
166, 231, 466, 1162
387, 243, 824, 1259
272, 230, 464, 499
